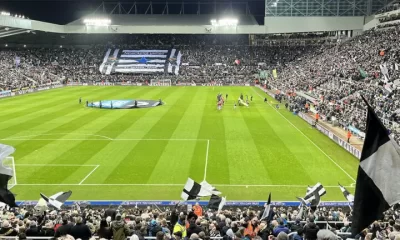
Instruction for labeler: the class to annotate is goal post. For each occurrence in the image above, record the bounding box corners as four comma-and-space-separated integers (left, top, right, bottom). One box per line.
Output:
3, 157, 17, 189
150, 79, 172, 86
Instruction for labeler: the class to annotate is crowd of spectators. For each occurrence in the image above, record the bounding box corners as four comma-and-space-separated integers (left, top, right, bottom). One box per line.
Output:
266, 24, 400, 144
0, 202, 398, 240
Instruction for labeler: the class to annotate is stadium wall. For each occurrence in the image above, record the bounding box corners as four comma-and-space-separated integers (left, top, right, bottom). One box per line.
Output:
264, 16, 364, 33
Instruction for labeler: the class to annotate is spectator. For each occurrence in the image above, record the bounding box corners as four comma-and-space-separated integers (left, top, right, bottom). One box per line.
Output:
70, 216, 92, 240
187, 219, 204, 237
55, 217, 73, 237
173, 215, 187, 238
149, 220, 163, 237
0, 220, 17, 236
304, 217, 319, 240
40, 221, 55, 236
273, 221, 290, 236
97, 219, 113, 239
26, 221, 40, 236
111, 213, 130, 240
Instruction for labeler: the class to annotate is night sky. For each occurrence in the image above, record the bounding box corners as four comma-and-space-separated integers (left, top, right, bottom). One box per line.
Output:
0, 0, 266, 25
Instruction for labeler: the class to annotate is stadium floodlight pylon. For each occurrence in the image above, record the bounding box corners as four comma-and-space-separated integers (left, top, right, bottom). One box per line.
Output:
4, 156, 17, 189
150, 79, 171, 86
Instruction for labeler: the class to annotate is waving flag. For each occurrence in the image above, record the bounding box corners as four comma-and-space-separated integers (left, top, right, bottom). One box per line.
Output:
304, 183, 326, 202
40, 191, 72, 209
99, 49, 182, 75
338, 183, 354, 202
352, 96, 400, 236
0, 144, 17, 207
207, 195, 226, 211
181, 178, 220, 201
260, 193, 272, 220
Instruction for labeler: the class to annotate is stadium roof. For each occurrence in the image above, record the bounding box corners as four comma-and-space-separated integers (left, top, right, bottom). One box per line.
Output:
68, 14, 259, 26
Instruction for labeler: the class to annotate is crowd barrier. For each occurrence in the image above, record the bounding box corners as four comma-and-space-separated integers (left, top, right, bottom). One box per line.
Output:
297, 112, 361, 159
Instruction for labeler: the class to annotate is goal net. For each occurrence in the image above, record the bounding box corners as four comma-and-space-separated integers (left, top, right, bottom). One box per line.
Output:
3, 157, 17, 189
150, 79, 172, 86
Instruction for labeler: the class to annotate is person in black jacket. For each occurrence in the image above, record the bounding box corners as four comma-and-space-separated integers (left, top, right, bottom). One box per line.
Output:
0, 220, 18, 237
97, 219, 113, 239
40, 222, 55, 236
187, 220, 204, 238
55, 218, 73, 238
70, 217, 92, 240
303, 217, 319, 240
26, 221, 40, 237
105, 207, 117, 221
290, 219, 303, 233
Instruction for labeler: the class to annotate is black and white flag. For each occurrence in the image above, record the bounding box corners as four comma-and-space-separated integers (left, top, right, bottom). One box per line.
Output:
181, 178, 221, 201
304, 183, 326, 202
0, 144, 17, 207
260, 193, 271, 220
352, 97, 400, 236
207, 195, 226, 210
310, 190, 321, 211
40, 191, 72, 209
338, 183, 354, 202
99, 49, 182, 75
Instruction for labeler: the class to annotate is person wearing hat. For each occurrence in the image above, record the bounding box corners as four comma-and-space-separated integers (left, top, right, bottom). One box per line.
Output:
111, 213, 130, 240
149, 219, 163, 237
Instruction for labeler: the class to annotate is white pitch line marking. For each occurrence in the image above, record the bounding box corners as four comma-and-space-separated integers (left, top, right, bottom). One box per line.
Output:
16, 164, 99, 167
14, 183, 355, 188
203, 139, 210, 181
79, 165, 100, 185
1, 138, 208, 141
2, 133, 113, 140
252, 87, 356, 183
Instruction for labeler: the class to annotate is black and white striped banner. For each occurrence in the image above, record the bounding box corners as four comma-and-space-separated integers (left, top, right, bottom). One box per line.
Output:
99, 48, 182, 75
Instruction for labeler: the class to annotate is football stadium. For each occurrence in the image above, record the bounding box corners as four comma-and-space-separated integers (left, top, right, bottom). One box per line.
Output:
0, 0, 399, 239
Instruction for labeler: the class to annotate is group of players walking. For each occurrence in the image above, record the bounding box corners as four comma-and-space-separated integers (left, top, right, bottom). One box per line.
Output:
216, 93, 253, 110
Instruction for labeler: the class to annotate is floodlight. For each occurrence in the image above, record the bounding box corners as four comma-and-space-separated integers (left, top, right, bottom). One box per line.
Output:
23, 45, 26, 48
83, 18, 111, 26
210, 18, 238, 26
5, 44, 7, 47
1, 11, 10, 16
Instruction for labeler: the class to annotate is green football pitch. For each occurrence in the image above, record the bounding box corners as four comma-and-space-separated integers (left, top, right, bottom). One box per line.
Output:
0, 86, 359, 201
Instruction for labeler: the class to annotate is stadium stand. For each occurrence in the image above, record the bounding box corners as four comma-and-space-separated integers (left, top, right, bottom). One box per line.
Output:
1, 27, 400, 143
2, 7, 400, 239
0, 203, 398, 240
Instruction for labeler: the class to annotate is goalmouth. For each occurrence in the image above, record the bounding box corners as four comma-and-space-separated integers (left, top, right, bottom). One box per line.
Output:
150, 79, 172, 86
3, 156, 17, 189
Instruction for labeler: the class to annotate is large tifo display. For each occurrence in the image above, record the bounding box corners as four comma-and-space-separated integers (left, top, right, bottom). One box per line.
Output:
99, 49, 182, 75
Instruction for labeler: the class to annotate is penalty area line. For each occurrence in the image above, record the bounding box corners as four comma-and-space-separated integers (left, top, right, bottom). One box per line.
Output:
252, 87, 356, 183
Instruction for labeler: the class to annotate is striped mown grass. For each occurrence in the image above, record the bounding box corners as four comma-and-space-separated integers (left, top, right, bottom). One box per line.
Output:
0, 86, 359, 201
